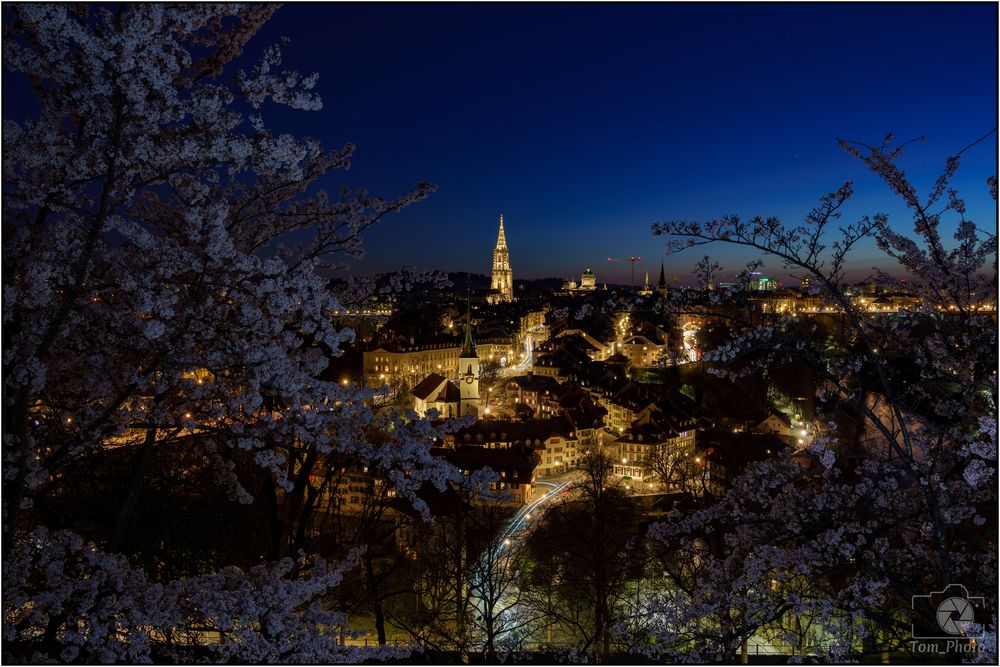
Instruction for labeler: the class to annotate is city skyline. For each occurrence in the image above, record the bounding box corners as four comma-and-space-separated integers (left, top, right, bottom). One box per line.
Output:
251, 3, 996, 282
4, 4, 994, 283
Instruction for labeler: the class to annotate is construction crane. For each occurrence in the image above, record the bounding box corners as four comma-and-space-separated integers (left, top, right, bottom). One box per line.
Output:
607, 256, 642, 290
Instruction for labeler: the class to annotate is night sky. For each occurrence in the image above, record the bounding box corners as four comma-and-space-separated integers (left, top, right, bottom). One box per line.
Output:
10, 3, 999, 285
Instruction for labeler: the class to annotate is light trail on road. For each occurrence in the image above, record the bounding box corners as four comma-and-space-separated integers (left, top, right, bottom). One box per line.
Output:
497, 479, 572, 547
468, 477, 576, 646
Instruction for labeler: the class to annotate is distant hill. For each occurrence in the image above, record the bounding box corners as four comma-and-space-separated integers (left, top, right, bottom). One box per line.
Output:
516, 276, 565, 290
334, 271, 633, 294
445, 273, 577, 291
446, 272, 491, 290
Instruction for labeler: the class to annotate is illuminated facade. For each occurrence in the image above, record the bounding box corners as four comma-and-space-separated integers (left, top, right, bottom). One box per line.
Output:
613, 426, 698, 482
561, 268, 598, 293
619, 334, 665, 367
364, 343, 461, 387
447, 417, 580, 477
488, 214, 514, 303
412, 372, 460, 417
519, 309, 548, 336
477, 340, 515, 366
751, 274, 778, 291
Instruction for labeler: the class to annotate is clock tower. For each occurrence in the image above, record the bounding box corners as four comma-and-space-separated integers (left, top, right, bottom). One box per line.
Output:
458, 300, 480, 418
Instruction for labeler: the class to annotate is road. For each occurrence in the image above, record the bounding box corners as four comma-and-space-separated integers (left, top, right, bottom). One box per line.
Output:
502, 325, 545, 376
497, 477, 574, 548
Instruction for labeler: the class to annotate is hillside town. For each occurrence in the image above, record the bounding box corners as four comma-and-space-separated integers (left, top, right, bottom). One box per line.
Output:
335, 216, 979, 511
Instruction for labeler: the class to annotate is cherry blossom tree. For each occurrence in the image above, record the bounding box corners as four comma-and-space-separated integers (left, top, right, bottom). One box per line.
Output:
692, 254, 721, 291
646, 134, 997, 661
3, 5, 459, 661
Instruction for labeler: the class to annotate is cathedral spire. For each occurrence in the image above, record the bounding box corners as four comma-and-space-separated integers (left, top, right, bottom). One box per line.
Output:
488, 214, 514, 303
658, 261, 666, 289
496, 214, 507, 248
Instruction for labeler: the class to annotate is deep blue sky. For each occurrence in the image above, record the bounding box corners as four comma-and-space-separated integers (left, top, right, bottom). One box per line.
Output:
253, 2, 996, 284
5, 3, 996, 285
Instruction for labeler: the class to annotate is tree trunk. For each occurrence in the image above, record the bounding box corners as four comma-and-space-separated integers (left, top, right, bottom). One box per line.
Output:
593, 602, 608, 663
373, 597, 387, 645
274, 447, 318, 559
364, 551, 388, 645
109, 425, 158, 552
485, 627, 496, 663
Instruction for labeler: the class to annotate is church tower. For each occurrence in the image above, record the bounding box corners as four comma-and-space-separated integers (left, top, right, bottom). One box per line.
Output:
458, 299, 480, 418
639, 271, 653, 295
657, 261, 668, 296
489, 214, 514, 303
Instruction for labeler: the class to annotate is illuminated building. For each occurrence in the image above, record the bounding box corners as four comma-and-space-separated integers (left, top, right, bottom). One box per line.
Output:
364, 342, 461, 387
613, 423, 698, 484
519, 308, 548, 337
638, 271, 654, 295
412, 373, 460, 417
477, 340, 515, 366
751, 273, 778, 291
446, 416, 581, 477
432, 444, 536, 504
619, 334, 665, 367
508, 373, 562, 418
559, 268, 598, 293
488, 214, 514, 303
458, 302, 480, 417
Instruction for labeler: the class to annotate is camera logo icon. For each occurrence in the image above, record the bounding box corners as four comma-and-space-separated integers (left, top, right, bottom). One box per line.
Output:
912, 584, 985, 639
